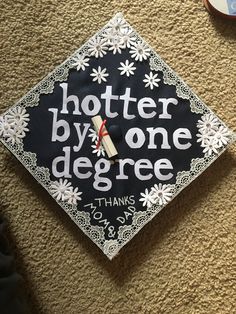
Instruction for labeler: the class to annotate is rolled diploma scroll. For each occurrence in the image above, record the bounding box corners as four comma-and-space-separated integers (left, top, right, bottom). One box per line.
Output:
92, 115, 118, 159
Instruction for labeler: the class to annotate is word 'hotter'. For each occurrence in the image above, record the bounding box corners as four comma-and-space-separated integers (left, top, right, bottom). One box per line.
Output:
57, 83, 178, 120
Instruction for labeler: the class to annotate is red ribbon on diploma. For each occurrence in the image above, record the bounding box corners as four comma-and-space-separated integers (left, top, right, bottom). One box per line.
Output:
96, 119, 109, 149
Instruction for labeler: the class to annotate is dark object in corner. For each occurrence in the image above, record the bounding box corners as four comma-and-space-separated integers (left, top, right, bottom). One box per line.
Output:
0, 216, 30, 314
203, 0, 236, 19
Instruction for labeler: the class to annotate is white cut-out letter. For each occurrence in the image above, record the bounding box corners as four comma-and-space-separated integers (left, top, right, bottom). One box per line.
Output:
60, 83, 81, 115
52, 146, 72, 178
73, 157, 92, 179
173, 128, 192, 150
158, 98, 178, 119
120, 87, 137, 120
101, 85, 119, 118
138, 97, 157, 119
134, 159, 153, 181
48, 108, 70, 142
81, 95, 101, 116
116, 158, 135, 180
94, 159, 112, 191
147, 127, 171, 149
73, 123, 90, 152
154, 158, 173, 181
125, 128, 145, 149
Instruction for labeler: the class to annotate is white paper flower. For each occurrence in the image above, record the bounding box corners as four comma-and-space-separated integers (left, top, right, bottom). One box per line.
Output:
14, 121, 29, 137
196, 114, 230, 153
102, 29, 117, 44
90, 66, 109, 84
130, 41, 150, 61
201, 137, 221, 156
197, 113, 219, 133
196, 128, 211, 146
87, 37, 108, 58
108, 36, 125, 54
0, 115, 29, 145
72, 54, 89, 71
120, 27, 136, 48
107, 16, 127, 35
118, 60, 136, 77
92, 142, 105, 157
6, 107, 29, 125
65, 187, 82, 205
151, 183, 172, 206
0, 116, 13, 137
88, 128, 98, 142
5, 128, 25, 145
50, 179, 72, 201
212, 126, 230, 147
143, 71, 161, 90
139, 188, 155, 208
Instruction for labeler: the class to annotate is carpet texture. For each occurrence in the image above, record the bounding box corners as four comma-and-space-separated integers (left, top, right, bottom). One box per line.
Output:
0, 1, 235, 313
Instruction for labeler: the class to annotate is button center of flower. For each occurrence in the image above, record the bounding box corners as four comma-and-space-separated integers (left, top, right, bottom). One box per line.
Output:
4, 125, 9, 130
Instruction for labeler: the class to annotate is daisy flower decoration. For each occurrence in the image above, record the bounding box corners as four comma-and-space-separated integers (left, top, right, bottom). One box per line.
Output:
72, 54, 89, 71
143, 72, 161, 90
130, 41, 150, 62
120, 27, 136, 48
6, 106, 29, 125
1, 106, 30, 145
196, 128, 210, 146
151, 184, 173, 206
92, 141, 105, 157
50, 179, 72, 202
108, 36, 125, 54
212, 125, 230, 147
65, 187, 82, 205
88, 128, 99, 143
87, 37, 108, 58
197, 113, 219, 133
107, 15, 127, 35
5, 127, 26, 145
118, 60, 136, 77
139, 188, 155, 208
90, 66, 109, 84
0, 116, 13, 137
201, 137, 221, 156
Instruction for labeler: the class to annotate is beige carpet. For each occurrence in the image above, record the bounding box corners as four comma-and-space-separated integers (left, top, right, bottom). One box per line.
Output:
0, 1, 235, 313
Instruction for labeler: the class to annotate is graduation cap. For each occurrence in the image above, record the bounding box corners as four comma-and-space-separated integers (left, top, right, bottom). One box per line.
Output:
0, 13, 234, 260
